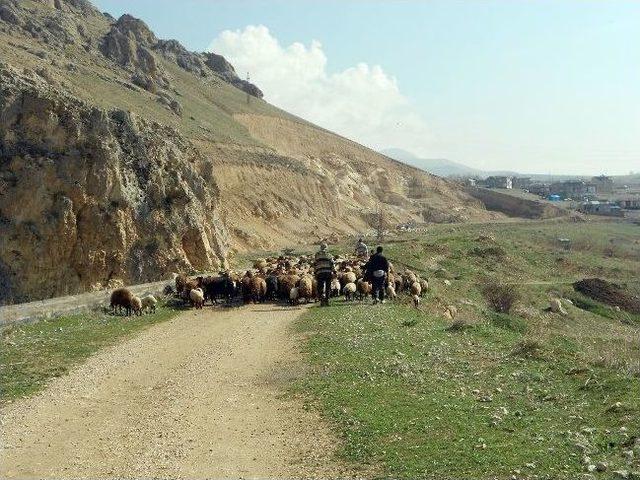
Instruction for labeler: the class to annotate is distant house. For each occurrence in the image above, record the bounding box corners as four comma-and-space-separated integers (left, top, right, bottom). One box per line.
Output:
512, 177, 531, 189
579, 201, 624, 217
550, 180, 596, 200
529, 183, 550, 197
591, 175, 614, 194
617, 197, 640, 210
464, 177, 477, 187
485, 176, 513, 189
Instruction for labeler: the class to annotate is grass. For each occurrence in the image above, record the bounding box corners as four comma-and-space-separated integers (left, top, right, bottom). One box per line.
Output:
294, 220, 640, 479
0, 305, 178, 405
296, 303, 640, 479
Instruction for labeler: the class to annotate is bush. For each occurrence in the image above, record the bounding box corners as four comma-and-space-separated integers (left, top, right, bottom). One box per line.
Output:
489, 312, 528, 333
482, 282, 519, 314
446, 318, 473, 332
512, 338, 544, 358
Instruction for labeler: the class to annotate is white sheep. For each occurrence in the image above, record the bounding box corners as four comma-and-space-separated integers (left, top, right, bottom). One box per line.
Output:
343, 282, 357, 301
330, 278, 341, 297
289, 286, 300, 305
410, 281, 422, 297
550, 298, 567, 315
386, 284, 397, 300
412, 294, 421, 308
141, 294, 157, 313
190, 287, 204, 309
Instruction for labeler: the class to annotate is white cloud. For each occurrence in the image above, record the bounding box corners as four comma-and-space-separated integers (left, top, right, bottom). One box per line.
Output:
207, 25, 430, 155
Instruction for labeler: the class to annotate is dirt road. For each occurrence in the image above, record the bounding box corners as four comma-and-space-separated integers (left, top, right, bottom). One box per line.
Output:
0, 305, 356, 479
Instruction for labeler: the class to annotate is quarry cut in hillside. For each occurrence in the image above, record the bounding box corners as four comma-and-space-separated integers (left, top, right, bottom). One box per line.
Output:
0, 0, 503, 303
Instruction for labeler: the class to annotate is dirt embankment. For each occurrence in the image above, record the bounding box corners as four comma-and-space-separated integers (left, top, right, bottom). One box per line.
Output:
465, 187, 568, 219
574, 278, 640, 314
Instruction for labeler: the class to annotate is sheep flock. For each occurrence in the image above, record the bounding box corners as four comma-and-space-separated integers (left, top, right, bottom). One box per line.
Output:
109, 251, 430, 315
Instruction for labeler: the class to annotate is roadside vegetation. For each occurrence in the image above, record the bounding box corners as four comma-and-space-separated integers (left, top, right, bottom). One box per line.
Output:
0, 306, 178, 405
295, 219, 640, 479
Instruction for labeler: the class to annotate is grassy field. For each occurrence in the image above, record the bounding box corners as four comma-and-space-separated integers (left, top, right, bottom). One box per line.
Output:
0, 306, 178, 405
295, 219, 640, 479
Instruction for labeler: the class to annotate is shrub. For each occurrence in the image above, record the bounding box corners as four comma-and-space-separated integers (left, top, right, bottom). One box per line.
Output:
482, 282, 520, 314
489, 312, 528, 333
446, 318, 473, 332
512, 338, 544, 358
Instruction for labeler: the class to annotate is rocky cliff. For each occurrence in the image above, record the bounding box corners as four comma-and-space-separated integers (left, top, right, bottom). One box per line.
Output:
0, 65, 227, 303
0, 0, 498, 303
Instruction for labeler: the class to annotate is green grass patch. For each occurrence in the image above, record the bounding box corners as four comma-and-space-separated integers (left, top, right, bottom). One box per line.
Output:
0, 306, 178, 404
295, 302, 640, 479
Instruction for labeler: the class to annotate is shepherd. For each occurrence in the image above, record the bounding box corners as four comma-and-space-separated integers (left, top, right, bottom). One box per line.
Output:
314, 242, 335, 307
365, 246, 389, 304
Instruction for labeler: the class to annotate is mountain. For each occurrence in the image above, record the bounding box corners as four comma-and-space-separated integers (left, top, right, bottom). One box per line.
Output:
381, 148, 519, 178
0, 0, 500, 303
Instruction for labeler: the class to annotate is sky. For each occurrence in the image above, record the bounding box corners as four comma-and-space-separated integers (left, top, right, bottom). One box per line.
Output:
94, 0, 640, 175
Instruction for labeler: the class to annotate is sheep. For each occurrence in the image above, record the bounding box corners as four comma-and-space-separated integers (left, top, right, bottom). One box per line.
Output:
278, 274, 300, 300
190, 287, 204, 309
330, 278, 341, 297
386, 284, 397, 301
130, 296, 143, 316
550, 298, 567, 315
289, 286, 300, 305
404, 271, 418, 287
356, 279, 372, 301
265, 274, 279, 300
248, 276, 267, 303
141, 294, 157, 313
410, 281, 422, 297
298, 275, 314, 303
175, 274, 188, 294
343, 282, 357, 301
344, 271, 357, 285
413, 294, 421, 308
419, 279, 429, 296
110, 288, 134, 316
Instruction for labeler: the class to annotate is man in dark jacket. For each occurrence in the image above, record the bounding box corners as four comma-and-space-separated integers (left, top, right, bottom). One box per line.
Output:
365, 246, 389, 304
314, 243, 335, 306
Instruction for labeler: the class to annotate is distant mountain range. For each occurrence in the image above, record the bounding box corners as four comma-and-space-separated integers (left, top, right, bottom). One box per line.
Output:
381, 148, 638, 183
380, 148, 519, 178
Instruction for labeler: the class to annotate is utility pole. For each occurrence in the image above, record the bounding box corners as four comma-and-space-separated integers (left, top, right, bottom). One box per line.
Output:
246, 72, 251, 105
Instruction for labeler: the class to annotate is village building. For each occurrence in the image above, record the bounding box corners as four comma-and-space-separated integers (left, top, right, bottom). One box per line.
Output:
579, 201, 624, 217
528, 183, 550, 197
484, 176, 513, 189
591, 175, 614, 194
617, 197, 640, 210
550, 180, 597, 200
512, 177, 531, 189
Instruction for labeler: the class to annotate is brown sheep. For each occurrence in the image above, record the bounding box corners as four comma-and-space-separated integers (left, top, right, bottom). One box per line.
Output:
410, 281, 422, 296
357, 279, 372, 300
278, 274, 300, 300
248, 276, 267, 303
419, 279, 429, 296
130, 296, 143, 316
298, 275, 314, 302
175, 274, 188, 294
110, 288, 134, 316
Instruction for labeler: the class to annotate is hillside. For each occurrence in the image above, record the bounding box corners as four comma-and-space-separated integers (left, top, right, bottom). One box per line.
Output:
0, 0, 499, 303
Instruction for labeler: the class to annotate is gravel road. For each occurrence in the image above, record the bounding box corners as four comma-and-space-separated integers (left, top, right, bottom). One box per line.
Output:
0, 304, 357, 479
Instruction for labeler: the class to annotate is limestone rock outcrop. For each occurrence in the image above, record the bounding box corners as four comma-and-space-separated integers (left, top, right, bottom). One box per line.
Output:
0, 65, 228, 303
